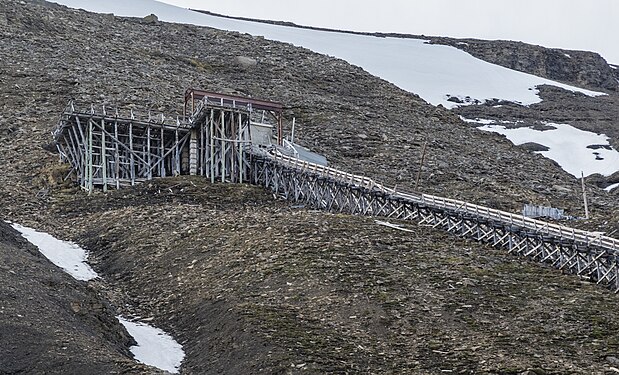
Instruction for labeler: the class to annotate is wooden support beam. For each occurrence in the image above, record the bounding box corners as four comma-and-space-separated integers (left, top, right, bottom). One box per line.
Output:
147, 126, 152, 180
220, 110, 225, 183
161, 127, 165, 177
101, 119, 107, 192
129, 123, 135, 185
190, 128, 198, 176
87, 118, 93, 194
114, 121, 120, 189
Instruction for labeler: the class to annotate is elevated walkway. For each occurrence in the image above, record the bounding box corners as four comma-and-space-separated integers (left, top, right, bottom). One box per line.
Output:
53, 90, 619, 292
251, 149, 619, 292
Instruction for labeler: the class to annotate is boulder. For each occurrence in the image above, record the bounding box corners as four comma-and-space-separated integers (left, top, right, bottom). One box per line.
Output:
236, 56, 258, 69
142, 14, 158, 25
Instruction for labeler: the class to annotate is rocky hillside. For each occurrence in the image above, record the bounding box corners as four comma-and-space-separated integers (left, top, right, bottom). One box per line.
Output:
173, 8, 619, 197
1, 1, 616, 218
39, 177, 619, 374
2, 0, 619, 373
429, 37, 618, 93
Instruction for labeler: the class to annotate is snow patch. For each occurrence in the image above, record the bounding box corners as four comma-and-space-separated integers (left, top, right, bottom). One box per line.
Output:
564, 53, 571, 59
460, 117, 495, 125
51, 0, 606, 108
460, 117, 520, 125
11, 223, 98, 281
10, 223, 185, 373
478, 123, 619, 177
605, 183, 619, 192
118, 317, 185, 373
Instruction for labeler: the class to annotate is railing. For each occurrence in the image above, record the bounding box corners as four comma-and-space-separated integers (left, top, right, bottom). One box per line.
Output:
259, 149, 618, 252
184, 88, 283, 114
53, 100, 186, 141
406, 194, 615, 250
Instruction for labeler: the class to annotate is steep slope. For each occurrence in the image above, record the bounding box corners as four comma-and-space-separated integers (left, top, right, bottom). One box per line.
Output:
0, 221, 155, 374
0, 0, 614, 218
50, 0, 608, 110
2, 0, 619, 373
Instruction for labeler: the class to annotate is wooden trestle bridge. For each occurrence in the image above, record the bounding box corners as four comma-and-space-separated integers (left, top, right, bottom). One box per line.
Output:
54, 89, 619, 292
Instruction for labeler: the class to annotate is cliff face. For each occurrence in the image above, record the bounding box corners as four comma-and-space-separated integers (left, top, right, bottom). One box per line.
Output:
430, 37, 618, 92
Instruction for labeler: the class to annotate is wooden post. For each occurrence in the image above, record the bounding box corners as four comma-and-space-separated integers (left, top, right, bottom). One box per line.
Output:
160, 127, 165, 177
87, 119, 93, 194
74, 117, 88, 189
238, 112, 243, 183
210, 109, 215, 183
189, 128, 198, 175
221, 110, 225, 183
101, 119, 107, 192
66, 128, 82, 184
114, 121, 120, 189
129, 123, 135, 185
175, 128, 180, 175
147, 126, 152, 180
231, 112, 237, 183
278, 113, 283, 146
580, 171, 589, 220
200, 117, 205, 176
191, 91, 194, 116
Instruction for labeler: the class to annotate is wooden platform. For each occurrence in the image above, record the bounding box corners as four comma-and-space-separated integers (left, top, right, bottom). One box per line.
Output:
53, 89, 284, 191
53, 101, 191, 191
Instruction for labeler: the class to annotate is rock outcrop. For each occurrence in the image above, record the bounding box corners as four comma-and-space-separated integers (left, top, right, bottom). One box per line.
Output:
430, 37, 618, 92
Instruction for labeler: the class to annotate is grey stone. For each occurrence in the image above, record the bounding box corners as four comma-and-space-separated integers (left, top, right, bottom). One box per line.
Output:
235, 56, 257, 68
142, 14, 158, 24
520, 142, 550, 152
606, 356, 619, 365
431, 37, 618, 92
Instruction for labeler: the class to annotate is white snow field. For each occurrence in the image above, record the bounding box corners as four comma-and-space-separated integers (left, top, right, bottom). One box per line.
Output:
10, 222, 185, 373
477, 123, 619, 177
118, 317, 185, 374
158, 0, 619, 65
11, 223, 99, 281
51, 0, 604, 108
